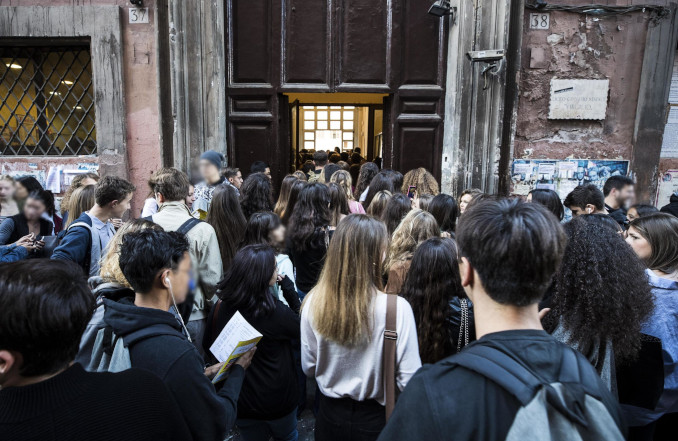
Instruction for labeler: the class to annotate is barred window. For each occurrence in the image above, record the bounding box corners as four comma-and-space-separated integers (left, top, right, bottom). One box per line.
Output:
1, 42, 95, 156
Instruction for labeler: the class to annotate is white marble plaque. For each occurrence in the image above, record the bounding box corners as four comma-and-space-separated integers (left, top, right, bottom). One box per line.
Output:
548, 79, 609, 120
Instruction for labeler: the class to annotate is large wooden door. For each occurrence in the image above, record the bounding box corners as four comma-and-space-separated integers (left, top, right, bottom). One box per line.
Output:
225, 0, 448, 182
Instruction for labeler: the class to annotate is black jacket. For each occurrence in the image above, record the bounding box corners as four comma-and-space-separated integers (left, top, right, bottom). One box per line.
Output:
378, 330, 625, 441
605, 204, 627, 227
661, 194, 678, 218
103, 297, 244, 441
203, 276, 301, 420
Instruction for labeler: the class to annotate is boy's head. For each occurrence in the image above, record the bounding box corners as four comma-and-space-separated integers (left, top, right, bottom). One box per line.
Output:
563, 184, 605, 216
456, 198, 566, 307
313, 151, 328, 168
603, 175, 635, 208
95, 175, 135, 218
119, 230, 191, 303
149, 167, 191, 204
0, 260, 94, 385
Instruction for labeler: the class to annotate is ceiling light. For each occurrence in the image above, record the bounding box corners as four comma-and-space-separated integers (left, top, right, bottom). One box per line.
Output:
5, 63, 22, 69
49, 91, 61, 96
62, 80, 74, 85
75, 106, 83, 110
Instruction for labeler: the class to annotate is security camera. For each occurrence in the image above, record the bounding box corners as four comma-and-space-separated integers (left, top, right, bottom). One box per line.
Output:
428, 0, 454, 17
466, 50, 505, 62
130, 0, 143, 6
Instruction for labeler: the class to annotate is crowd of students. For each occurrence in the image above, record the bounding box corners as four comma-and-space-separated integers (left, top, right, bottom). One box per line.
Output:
1, 150, 677, 441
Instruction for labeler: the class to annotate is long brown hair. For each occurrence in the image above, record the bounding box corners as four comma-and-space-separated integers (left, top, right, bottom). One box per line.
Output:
366, 190, 392, 218
305, 214, 388, 346
274, 175, 299, 217
630, 213, 678, 275
384, 209, 440, 273
207, 184, 247, 271
64, 185, 96, 228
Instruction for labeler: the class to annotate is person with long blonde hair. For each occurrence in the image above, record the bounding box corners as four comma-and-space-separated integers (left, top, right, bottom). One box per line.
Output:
330, 169, 365, 214
384, 209, 440, 294
76, 218, 163, 367
301, 215, 421, 441
63, 185, 96, 229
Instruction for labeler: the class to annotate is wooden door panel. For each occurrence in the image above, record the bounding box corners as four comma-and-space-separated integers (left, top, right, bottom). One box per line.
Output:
399, 0, 446, 86
229, 121, 275, 177
227, 0, 273, 85
336, 0, 391, 90
281, 0, 331, 88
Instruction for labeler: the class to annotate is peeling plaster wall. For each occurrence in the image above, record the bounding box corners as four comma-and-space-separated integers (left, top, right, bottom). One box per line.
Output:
515, 10, 650, 163
0, 0, 161, 215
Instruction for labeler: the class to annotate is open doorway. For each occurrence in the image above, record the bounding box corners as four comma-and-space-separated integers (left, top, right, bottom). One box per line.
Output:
285, 93, 387, 172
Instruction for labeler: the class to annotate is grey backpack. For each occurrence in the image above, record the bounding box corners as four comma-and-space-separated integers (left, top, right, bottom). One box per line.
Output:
451, 344, 624, 441
88, 326, 131, 373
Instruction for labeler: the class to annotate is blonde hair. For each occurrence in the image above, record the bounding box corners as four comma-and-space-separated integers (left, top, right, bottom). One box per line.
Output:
366, 190, 392, 218
99, 219, 163, 286
0, 174, 15, 184
64, 185, 96, 228
304, 214, 388, 346
402, 167, 439, 196
384, 209, 440, 273
329, 169, 354, 201
60, 172, 99, 215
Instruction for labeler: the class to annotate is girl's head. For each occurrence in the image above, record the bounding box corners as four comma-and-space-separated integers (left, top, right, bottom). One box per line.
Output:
23, 190, 50, 221
288, 182, 331, 251
207, 184, 247, 271
427, 193, 459, 233
240, 172, 274, 218
627, 213, 678, 275
354, 162, 380, 200
217, 244, 278, 318
0, 175, 16, 200
100, 219, 164, 286
401, 237, 465, 363
274, 175, 299, 217
385, 209, 440, 272
416, 193, 434, 211
329, 169, 354, 201
381, 193, 412, 237
15, 176, 43, 201
554, 215, 654, 363
366, 190, 392, 219
280, 179, 306, 226
306, 214, 389, 346
62, 173, 99, 215
626, 203, 658, 223
349, 164, 361, 188
528, 189, 564, 221
64, 185, 96, 228
328, 182, 350, 227
402, 167, 440, 196
292, 170, 307, 181
243, 211, 285, 250
458, 188, 483, 214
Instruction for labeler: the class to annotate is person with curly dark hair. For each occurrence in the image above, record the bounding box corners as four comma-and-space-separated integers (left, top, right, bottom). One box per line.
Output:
240, 172, 274, 219
354, 162, 379, 203
287, 183, 331, 299
549, 214, 654, 395
401, 237, 474, 364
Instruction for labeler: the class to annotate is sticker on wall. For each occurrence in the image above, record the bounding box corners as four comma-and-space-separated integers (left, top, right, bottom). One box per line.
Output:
656, 170, 678, 208
511, 159, 630, 201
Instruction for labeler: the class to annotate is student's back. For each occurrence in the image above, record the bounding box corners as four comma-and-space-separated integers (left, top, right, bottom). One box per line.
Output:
0, 364, 191, 441
379, 330, 622, 441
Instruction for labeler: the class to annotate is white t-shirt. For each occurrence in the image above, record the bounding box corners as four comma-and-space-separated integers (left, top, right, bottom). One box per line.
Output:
301, 291, 422, 405
359, 187, 369, 203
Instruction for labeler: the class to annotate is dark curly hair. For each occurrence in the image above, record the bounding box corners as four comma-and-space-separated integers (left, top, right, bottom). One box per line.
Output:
287, 183, 330, 252
552, 215, 654, 364
401, 237, 466, 364
240, 172, 274, 219
354, 162, 379, 201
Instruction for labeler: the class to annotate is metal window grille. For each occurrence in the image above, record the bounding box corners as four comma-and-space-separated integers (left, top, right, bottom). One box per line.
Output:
0, 43, 96, 156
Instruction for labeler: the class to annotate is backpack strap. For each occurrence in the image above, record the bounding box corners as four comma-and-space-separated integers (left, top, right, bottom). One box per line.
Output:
383, 293, 398, 421
143, 215, 153, 222
177, 217, 202, 235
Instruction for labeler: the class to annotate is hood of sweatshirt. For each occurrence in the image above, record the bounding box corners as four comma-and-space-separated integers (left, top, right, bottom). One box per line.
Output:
103, 297, 187, 347
671, 193, 678, 204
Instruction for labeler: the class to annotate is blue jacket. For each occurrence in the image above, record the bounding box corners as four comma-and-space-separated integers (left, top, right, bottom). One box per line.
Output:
103, 297, 244, 441
51, 212, 94, 274
0, 244, 28, 263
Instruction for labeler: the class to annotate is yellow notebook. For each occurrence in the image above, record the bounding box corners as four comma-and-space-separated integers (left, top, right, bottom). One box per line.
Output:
209, 311, 262, 384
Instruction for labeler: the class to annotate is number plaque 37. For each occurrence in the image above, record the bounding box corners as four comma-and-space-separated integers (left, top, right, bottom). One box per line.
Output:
529, 12, 550, 30
129, 8, 149, 24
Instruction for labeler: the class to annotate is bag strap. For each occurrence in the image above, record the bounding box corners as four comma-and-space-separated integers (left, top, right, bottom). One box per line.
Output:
383, 293, 398, 421
212, 299, 222, 338
177, 217, 202, 235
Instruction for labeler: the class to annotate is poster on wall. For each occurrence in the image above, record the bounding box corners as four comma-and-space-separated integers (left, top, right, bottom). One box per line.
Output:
511, 159, 630, 201
656, 170, 678, 208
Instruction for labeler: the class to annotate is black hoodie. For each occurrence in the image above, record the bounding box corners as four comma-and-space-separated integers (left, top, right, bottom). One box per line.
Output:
103, 297, 244, 441
661, 193, 678, 218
